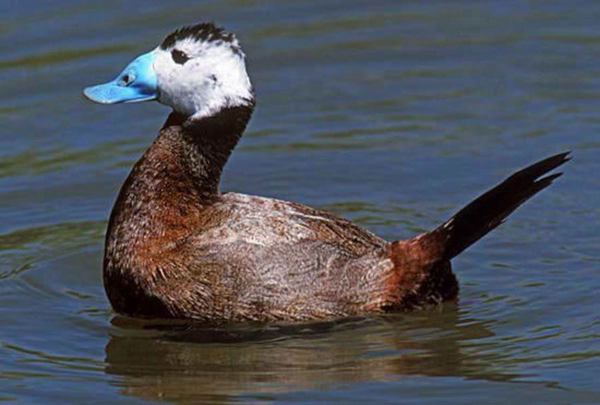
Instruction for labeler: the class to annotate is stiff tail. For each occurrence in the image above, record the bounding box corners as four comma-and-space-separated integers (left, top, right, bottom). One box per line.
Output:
420, 152, 570, 261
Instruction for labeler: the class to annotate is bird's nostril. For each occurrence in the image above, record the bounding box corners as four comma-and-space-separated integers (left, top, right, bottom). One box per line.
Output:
120, 73, 133, 86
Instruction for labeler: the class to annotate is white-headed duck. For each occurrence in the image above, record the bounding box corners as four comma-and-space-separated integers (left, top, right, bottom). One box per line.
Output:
84, 22, 569, 323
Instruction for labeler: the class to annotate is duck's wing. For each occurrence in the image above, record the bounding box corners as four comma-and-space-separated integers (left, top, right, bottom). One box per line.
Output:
201, 193, 388, 253
181, 193, 396, 321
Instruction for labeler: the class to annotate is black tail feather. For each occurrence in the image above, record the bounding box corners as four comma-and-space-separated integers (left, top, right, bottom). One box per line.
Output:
429, 152, 570, 260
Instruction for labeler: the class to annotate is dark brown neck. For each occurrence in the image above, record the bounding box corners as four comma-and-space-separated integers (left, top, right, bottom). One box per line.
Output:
105, 103, 254, 262
164, 103, 255, 196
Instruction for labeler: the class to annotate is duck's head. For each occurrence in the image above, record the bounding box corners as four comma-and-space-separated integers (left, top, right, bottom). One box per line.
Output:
84, 22, 253, 119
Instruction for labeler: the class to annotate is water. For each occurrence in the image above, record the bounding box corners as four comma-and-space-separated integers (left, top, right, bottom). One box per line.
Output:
1, 0, 599, 403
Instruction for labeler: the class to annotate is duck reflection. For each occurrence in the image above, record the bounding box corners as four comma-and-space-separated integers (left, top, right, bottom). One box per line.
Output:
104, 304, 517, 403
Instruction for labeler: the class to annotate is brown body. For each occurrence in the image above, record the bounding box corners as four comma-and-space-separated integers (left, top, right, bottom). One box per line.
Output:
104, 106, 568, 323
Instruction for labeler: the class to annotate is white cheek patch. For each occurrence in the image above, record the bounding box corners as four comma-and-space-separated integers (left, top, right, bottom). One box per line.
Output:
153, 38, 253, 118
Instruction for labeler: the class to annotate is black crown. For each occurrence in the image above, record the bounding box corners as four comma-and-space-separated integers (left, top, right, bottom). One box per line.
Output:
160, 22, 241, 55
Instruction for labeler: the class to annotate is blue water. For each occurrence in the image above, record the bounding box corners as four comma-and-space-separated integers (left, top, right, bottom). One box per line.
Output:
1, 1, 599, 403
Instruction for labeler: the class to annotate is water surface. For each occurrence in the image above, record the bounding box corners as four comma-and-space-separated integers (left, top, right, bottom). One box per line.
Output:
1, 0, 599, 403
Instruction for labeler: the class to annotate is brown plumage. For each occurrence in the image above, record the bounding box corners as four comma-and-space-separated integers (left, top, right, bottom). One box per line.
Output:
90, 22, 570, 323
103, 103, 569, 323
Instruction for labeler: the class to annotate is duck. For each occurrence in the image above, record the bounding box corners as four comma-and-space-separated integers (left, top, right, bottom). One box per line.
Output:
84, 22, 569, 323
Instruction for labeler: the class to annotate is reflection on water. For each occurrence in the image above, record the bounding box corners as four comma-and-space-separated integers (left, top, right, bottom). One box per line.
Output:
1, 0, 599, 403
103, 308, 598, 404
105, 309, 509, 403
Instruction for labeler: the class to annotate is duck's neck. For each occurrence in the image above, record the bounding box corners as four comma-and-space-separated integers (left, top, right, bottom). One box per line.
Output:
167, 103, 255, 196
105, 103, 254, 258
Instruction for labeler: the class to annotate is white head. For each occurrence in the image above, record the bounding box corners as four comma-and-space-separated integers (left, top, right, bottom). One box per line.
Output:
154, 23, 253, 118
84, 23, 254, 119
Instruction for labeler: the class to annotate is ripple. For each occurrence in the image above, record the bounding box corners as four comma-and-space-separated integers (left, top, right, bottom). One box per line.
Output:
0, 221, 104, 280
1, 341, 104, 373
0, 44, 131, 70
0, 139, 143, 179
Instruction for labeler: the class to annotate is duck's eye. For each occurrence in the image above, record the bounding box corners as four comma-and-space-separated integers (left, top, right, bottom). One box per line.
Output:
171, 49, 189, 65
